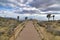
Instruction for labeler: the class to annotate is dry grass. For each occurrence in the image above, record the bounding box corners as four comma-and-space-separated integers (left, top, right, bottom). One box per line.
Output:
0, 17, 22, 40
37, 20, 60, 40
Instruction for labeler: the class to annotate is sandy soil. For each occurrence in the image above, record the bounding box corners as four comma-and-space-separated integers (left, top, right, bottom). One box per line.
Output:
16, 21, 40, 40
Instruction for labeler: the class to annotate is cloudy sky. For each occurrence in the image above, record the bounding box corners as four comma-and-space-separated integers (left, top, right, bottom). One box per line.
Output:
0, 0, 60, 20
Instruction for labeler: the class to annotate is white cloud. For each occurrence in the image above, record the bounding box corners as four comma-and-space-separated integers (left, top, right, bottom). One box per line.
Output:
22, 7, 38, 10
0, 0, 60, 14
49, 4, 60, 7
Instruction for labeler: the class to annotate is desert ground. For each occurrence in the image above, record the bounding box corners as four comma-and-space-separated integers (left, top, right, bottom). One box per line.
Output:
0, 17, 60, 40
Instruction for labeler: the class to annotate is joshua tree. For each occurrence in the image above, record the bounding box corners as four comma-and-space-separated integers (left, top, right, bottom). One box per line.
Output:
47, 14, 51, 21
25, 17, 28, 20
17, 16, 19, 20
52, 15, 55, 21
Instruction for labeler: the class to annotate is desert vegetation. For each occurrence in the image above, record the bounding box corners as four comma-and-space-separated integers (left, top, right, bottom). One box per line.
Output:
0, 17, 22, 40
37, 20, 60, 40
0, 16, 60, 40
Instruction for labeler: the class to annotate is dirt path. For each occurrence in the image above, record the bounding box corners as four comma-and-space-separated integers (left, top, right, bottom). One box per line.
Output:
16, 21, 40, 40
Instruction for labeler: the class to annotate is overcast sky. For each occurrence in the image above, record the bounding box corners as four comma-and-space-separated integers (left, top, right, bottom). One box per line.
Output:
0, 0, 60, 20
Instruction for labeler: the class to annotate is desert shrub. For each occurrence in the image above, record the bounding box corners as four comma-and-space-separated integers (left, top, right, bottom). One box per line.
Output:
37, 23, 45, 27
7, 28, 14, 37
46, 25, 60, 36
56, 23, 60, 26
0, 31, 4, 36
46, 25, 54, 33
53, 30, 60, 36
9, 24, 17, 28
0, 35, 9, 40
0, 17, 22, 40
57, 21, 60, 23
0, 23, 2, 26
